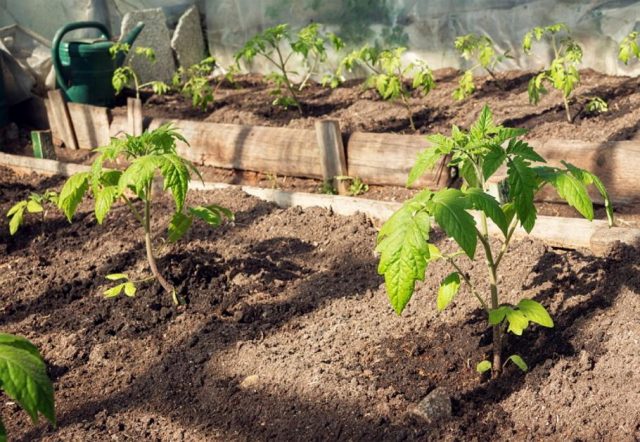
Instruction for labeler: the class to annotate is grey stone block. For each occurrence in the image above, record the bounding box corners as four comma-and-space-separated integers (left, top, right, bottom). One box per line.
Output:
171, 5, 206, 69
120, 8, 176, 84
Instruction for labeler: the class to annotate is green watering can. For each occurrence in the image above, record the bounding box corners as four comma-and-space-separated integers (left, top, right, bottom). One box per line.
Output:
52, 21, 145, 107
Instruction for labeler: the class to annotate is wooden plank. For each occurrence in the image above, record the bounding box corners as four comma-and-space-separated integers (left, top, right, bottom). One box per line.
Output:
46, 90, 78, 149
127, 97, 143, 136
315, 120, 348, 195
146, 118, 323, 179
346, 131, 451, 188
67, 102, 111, 149
0, 152, 90, 176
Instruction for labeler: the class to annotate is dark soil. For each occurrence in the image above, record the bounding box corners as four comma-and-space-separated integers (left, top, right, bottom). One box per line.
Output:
1, 165, 639, 441
131, 69, 640, 141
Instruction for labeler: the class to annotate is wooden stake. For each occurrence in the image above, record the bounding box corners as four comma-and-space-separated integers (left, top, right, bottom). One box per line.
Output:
315, 120, 348, 195
31, 130, 57, 159
45, 90, 78, 149
127, 97, 143, 136
67, 102, 111, 149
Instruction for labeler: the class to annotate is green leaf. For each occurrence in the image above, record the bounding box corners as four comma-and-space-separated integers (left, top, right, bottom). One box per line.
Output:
123, 282, 137, 297
0, 334, 55, 426
159, 154, 191, 212
407, 148, 444, 187
463, 188, 509, 235
507, 354, 528, 372
542, 169, 594, 220
507, 157, 537, 232
517, 299, 554, 328
430, 189, 477, 258
168, 211, 193, 242
7, 202, 26, 235
505, 309, 529, 335
562, 162, 614, 226
470, 105, 495, 140
105, 273, 128, 281
489, 306, 509, 325
376, 201, 432, 314
104, 283, 125, 298
506, 139, 545, 163
118, 156, 160, 197
94, 186, 118, 224
26, 199, 43, 213
58, 172, 91, 222
189, 204, 233, 226
482, 144, 506, 180
476, 360, 492, 373
437, 272, 461, 311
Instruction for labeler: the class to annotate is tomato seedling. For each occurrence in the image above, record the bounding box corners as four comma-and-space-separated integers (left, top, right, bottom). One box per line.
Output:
522, 23, 583, 122
618, 31, 640, 65
6, 190, 58, 235
57, 124, 233, 304
376, 105, 613, 377
336, 46, 435, 131
171, 56, 217, 111
110, 43, 169, 99
453, 33, 510, 100
0, 333, 55, 440
235, 23, 343, 113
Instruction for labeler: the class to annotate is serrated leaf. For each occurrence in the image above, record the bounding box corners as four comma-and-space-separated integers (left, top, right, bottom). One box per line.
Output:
430, 189, 477, 258
94, 186, 118, 224
543, 169, 593, 220
507, 157, 537, 232
437, 272, 461, 311
118, 156, 161, 197
407, 148, 444, 187
159, 154, 190, 212
482, 144, 506, 180
464, 188, 508, 235
507, 354, 528, 372
168, 211, 193, 242
105, 273, 128, 281
562, 162, 614, 226
104, 283, 125, 298
376, 204, 432, 314
505, 309, 529, 335
123, 282, 136, 297
517, 299, 554, 328
476, 360, 492, 373
506, 139, 545, 163
470, 105, 495, 140
0, 335, 55, 426
58, 172, 91, 222
26, 199, 43, 213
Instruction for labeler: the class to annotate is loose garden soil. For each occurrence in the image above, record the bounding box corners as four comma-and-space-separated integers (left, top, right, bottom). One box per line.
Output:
1, 165, 639, 441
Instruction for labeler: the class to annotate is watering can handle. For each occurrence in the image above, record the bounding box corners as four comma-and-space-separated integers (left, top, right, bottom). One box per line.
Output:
51, 21, 112, 95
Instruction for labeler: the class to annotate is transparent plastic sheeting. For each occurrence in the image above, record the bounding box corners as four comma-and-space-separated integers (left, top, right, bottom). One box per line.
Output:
2, 0, 640, 79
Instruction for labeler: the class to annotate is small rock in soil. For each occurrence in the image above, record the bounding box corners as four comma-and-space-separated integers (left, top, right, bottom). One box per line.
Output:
239, 374, 260, 389
409, 387, 452, 424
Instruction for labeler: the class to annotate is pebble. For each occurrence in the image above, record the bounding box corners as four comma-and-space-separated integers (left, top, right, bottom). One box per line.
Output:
409, 387, 452, 424
239, 374, 260, 389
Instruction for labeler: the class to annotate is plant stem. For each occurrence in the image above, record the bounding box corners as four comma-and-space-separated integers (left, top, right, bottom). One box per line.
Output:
563, 95, 572, 123
400, 93, 416, 131
142, 185, 178, 304
274, 46, 303, 115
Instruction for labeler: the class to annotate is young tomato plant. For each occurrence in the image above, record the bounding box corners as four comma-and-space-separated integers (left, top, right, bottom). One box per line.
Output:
522, 23, 583, 122
453, 33, 509, 100
0, 333, 56, 440
109, 43, 169, 99
618, 31, 640, 65
376, 105, 613, 377
234, 23, 343, 113
6, 190, 58, 235
57, 124, 233, 305
171, 56, 217, 111
336, 46, 435, 131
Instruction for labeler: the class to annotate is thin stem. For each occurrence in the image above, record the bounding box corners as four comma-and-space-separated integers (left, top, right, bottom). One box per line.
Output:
121, 194, 144, 226
142, 183, 178, 304
400, 93, 416, 131
274, 45, 303, 115
298, 55, 319, 91
494, 218, 519, 269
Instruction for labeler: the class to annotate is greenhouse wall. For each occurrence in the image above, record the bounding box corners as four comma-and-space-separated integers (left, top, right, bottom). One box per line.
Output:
2, 0, 640, 75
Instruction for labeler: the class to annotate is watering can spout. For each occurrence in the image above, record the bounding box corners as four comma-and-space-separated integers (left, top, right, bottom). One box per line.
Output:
116, 21, 145, 65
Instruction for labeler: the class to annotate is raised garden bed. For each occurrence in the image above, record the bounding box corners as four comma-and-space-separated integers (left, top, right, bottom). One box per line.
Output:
1, 164, 639, 440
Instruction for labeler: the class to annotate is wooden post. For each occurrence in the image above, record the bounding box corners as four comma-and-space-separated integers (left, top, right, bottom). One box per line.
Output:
315, 119, 348, 195
45, 90, 78, 149
127, 97, 143, 136
31, 130, 57, 159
